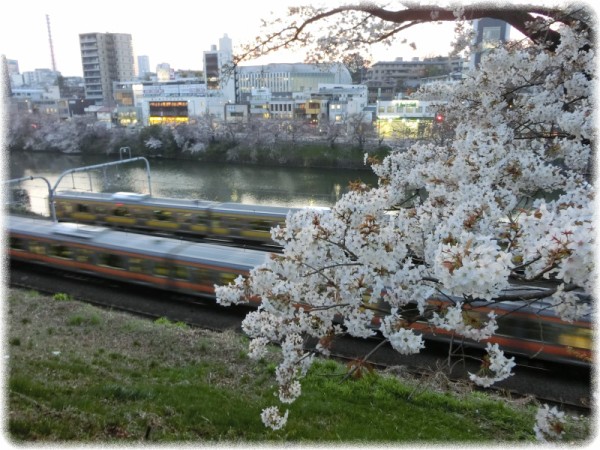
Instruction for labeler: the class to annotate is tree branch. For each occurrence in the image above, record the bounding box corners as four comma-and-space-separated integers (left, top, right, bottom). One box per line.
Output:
236, 2, 592, 64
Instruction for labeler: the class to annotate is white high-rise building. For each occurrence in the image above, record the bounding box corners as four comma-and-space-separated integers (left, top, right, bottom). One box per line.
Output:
79, 32, 135, 105
137, 55, 150, 78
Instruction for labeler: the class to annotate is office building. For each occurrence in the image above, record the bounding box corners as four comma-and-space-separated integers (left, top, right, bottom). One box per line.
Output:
470, 18, 511, 67
137, 55, 150, 78
237, 63, 352, 102
203, 34, 235, 101
79, 32, 135, 105
365, 56, 465, 96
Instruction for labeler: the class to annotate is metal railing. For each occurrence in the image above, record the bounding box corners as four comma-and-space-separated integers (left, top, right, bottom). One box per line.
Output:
5, 153, 152, 222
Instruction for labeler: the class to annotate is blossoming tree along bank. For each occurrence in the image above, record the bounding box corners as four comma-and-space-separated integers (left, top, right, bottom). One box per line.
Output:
215, 3, 595, 435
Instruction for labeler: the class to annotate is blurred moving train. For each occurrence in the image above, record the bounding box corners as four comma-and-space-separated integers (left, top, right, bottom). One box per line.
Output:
53, 190, 313, 246
7, 215, 592, 368
8, 215, 268, 305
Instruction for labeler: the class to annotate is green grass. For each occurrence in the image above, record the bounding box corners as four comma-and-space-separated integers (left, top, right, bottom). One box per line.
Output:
5, 288, 592, 443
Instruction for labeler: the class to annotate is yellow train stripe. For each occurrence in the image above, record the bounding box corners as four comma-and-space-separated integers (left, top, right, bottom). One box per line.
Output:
146, 220, 179, 229
71, 212, 96, 221
190, 224, 209, 232
106, 217, 137, 225
240, 230, 269, 239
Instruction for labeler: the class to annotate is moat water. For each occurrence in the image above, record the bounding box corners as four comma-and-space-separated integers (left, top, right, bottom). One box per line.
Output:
8, 152, 378, 216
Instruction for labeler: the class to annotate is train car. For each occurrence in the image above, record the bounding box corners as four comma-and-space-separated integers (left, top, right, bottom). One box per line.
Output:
7, 215, 592, 368
394, 297, 592, 368
8, 215, 270, 303
52, 190, 302, 246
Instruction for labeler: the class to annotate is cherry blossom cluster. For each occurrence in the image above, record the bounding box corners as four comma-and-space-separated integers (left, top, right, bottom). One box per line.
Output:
260, 406, 289, 431
533, 404, 566, 441
216, 18, 594, 430
431, 303, 498, 342
380, 316, 425, 354
468, 343, 516, 387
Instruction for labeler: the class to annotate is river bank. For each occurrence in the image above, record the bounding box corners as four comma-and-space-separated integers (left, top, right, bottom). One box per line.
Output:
7, 119, 393, 171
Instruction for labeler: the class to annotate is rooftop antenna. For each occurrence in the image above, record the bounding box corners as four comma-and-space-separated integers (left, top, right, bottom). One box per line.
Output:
46, 14, 57, 72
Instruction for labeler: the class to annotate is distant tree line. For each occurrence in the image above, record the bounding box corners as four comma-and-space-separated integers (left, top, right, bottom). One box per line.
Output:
6, 110, 393, 169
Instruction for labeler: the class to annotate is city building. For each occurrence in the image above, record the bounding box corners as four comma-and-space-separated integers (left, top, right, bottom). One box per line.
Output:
59, 76, 86, 99
375, 99, 442, 139
5, 58, 22, 88
237, 63, 352, 101
224, 103, 248, 123
116, 78, 230, 126
365, 56, 466, 97
11, 85, 60, 101
21, 68, 60, 87
312, 84, 368, 123
79, 32, 135, 105
137, 55, 150, 78
470, 18, 511, 68
156, 63, 173, 82
364, 80, 395, 104
203, 34, 235, 102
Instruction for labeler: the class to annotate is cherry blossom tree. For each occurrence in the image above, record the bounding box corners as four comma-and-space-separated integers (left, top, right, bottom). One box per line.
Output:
216, 2, 595, 434
232, 2, 592, 65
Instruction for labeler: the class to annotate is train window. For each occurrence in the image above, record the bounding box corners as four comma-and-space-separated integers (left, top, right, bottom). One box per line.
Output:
128, 257, 146, 273
49, 244, 73, 259
250, 219, 272, 232
76, 248, 95, 263
137, 208, 152, 220
213, 218, 234, 231
192, 268, 213, 284
99, 253, 126, 269
223, 217, 242, 230
153, 262, 169, 277
29, 241, 46, 255
9, 237, 25, 251
194, 215, 209, 226
220, 272, 237, 285
77, 204, 90, 213
559, 326, 593, 350
154, 210, 172, 221
113, 206, 129, 217
173, 265, 189, 280
61, 203, 74, 214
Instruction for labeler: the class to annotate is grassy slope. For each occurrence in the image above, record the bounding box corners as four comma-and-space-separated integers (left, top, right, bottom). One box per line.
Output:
4, 288, 591, 444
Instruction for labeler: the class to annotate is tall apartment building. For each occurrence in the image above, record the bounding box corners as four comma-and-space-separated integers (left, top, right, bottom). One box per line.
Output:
203, 34, 235, 102
79, 32, 135, 105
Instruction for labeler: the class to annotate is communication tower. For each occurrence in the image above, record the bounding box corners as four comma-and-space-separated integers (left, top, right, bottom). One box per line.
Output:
46, 14, 57, 72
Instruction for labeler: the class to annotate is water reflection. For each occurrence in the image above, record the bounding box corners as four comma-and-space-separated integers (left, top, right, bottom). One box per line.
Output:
8, 152, 378, 216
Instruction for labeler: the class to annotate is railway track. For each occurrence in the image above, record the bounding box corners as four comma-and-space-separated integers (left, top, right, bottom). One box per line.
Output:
8, 261, 592, 415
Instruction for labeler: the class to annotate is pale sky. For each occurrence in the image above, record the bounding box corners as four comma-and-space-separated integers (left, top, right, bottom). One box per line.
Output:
1, 1, 458, 77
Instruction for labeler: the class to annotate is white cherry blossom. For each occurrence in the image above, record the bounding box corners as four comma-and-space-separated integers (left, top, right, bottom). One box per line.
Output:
216, 15, 594, 430
534, 404, 566, 442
